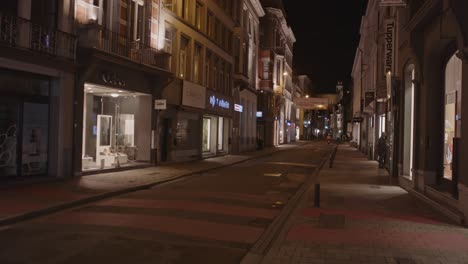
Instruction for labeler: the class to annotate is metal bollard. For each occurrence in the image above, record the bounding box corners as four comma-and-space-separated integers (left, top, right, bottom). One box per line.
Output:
314, 183, 320, 208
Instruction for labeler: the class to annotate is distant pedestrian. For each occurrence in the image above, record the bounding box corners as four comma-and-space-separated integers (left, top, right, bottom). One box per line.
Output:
376, 133, 387, 168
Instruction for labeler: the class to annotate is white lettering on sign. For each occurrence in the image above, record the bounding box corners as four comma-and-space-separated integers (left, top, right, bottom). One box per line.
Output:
209, 95, 230, 109
384, 19, 395, 74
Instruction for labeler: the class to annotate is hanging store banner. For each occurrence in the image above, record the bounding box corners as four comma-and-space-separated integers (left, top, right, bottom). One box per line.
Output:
384, 19, 396, 75
380, 0, 406, 6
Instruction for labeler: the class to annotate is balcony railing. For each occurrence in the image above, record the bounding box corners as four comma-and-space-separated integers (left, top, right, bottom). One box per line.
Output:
78, 25, 170, 70
0, 14, 77, 60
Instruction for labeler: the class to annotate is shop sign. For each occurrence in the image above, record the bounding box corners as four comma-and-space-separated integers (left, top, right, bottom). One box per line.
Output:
154, 99, 167, 110
209, 95, 230, 109
384, 19, 396, 74
101, 71, 126, 87
234, 104, 243, 113
206, 90, 232, 115
352, 117, 363, 123
182, 81, 206, 109
380, 0, 406, 6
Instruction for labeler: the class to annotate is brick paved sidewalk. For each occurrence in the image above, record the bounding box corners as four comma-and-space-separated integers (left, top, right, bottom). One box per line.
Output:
0, 142, 304, 225
261, 144, 468, 264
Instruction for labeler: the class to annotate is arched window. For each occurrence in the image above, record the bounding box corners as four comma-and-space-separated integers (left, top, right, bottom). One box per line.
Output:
443, 54, 462, 180
402, 64, 415, 179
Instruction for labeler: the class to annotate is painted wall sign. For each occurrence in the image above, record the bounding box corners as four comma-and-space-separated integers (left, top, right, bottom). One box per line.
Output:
234, 104, 243, 112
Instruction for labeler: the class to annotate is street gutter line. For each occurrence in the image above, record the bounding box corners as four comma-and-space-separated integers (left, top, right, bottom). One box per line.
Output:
240, 144, 338, 264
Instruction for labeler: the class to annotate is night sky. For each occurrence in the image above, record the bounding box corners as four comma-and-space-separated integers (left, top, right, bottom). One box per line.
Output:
283, 1, 368, 93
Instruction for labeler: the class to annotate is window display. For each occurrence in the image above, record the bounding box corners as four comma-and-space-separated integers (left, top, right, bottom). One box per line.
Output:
82, 84, 151, 171
443, 54, 462, 180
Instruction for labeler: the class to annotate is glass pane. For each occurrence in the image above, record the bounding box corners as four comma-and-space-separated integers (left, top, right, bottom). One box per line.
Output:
0, 102, 18, 177
82, 84, 151, 171
443, 55, 462, 180
22, 103, 48, 176
218, 117, 223, 151
202, 118, 210, 152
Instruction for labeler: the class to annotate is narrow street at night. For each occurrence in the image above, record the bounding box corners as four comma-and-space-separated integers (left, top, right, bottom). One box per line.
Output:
2, 0, 468, 263
0, 142, 332, 264
1, 142, 468, 264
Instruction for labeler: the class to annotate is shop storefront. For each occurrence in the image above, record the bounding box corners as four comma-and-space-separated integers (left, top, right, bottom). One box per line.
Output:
74, 62, 161, 175
203, 90, 232, 157
0, 69, 50, 178
81, 83, 152, 172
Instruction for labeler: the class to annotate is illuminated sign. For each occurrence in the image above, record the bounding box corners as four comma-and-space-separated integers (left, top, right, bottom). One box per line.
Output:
209, 95, 230, 109
384, 19, 396, 74
234, 104, 243, 112
256, 111, 263, 118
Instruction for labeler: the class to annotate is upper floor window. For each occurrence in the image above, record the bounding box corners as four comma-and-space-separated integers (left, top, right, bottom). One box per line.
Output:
205, 50, 212, 87
195, 1, 202, 30
193, 43, 203, 84
164, 0, 176, 13
130, 0, 144, 42
179, 35, 190, 79
207, 11, 214, 38
181, 0, 189, 20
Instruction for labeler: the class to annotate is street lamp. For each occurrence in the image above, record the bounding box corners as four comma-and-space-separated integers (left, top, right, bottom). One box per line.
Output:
305, 95, 309, 98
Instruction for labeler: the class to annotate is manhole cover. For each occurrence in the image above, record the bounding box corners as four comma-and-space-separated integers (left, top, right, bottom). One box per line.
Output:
319, 214, 346, 229
394, 258, 416, 264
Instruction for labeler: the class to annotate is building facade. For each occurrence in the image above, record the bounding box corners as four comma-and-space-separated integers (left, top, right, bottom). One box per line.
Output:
0, 0, 77, 180
395, 0, 468, 223
232, 0, 264, 153
73, 0, 171, 175
257, 0, 295, 146
158, 0, 239, 161
352, 0, 468, 224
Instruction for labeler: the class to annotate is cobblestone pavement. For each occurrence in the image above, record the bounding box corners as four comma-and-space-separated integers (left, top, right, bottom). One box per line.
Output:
261, 144, 468, 264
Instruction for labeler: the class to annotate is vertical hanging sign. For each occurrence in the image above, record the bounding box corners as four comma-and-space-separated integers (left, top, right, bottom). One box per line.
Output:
384, 19, 396, 75
384, 19, 396, 100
